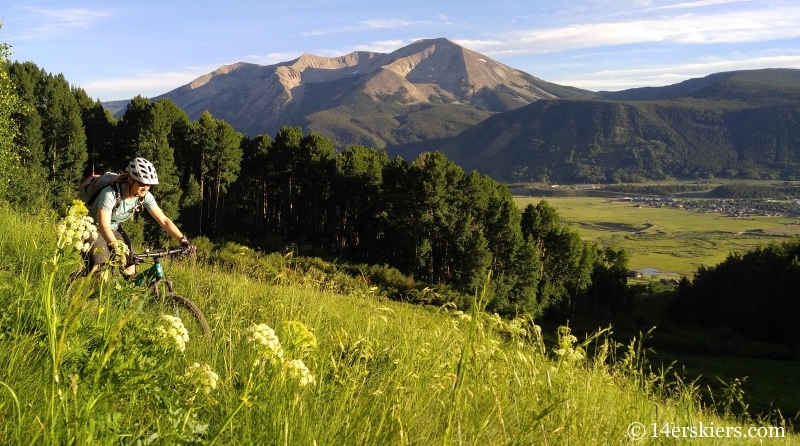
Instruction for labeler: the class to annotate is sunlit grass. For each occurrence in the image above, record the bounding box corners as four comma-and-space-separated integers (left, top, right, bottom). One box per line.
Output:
0, 202, 796, 444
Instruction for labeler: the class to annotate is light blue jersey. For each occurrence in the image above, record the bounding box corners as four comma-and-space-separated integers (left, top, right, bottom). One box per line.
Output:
90, 185, 157, 230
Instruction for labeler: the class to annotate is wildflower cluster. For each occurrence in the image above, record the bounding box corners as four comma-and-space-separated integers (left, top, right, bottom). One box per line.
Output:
246, 322, 317, 387
554, 326, 585, 363
108, 239, 129, 266
184, 363, 220, 394
55, 200, 97, 253
453, 310, 472, 324
246, 323, 284, 364
158, 315, 190, 352
283, 320, 318, 358
283, 359, 316, 387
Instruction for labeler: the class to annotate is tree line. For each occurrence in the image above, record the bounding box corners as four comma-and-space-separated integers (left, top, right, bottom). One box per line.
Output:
0, 55, 632, 319
666, 238, 800, 354
711, 183, 799, 199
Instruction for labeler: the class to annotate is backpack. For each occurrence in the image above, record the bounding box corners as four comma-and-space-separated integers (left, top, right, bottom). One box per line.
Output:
76, 172, 125, 213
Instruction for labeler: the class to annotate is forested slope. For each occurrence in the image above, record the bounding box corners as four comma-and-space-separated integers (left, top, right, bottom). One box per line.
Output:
404, 96, 800, 183
385, 68, 800, 183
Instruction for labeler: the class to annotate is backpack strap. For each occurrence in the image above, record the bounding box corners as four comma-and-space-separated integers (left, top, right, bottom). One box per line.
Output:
112, 182, 124, 213
114, 181, 144, 215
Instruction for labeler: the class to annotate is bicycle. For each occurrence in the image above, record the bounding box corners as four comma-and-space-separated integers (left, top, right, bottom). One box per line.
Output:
131, 248, 211, 338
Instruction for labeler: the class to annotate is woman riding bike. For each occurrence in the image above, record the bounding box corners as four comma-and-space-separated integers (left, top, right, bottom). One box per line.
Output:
85, 157, 194, 276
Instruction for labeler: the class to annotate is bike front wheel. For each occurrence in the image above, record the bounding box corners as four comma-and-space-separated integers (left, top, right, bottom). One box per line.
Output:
165, 294, 211, 338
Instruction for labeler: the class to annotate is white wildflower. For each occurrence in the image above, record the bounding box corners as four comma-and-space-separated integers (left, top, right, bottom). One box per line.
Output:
55, 201, 98, 252
284, 359, 315, 387
454, 311, 472, 322
109, 239, 129, 266
554, 326, 585, 363
246, 323, 284, 363
158, 314, 190, 352
507, 318, 528, 337
184, 362, 219, 394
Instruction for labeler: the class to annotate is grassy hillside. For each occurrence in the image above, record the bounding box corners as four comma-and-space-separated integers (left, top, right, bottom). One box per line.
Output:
1, 202, 795, 444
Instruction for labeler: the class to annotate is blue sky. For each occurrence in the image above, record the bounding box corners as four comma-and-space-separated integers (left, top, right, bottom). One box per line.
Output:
2, 0, 799, 101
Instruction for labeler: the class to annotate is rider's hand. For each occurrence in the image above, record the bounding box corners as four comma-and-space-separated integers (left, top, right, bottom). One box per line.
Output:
179, 236, 196, 255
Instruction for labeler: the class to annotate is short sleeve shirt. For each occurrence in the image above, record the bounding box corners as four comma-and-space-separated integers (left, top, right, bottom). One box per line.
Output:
90, 185, 157, 230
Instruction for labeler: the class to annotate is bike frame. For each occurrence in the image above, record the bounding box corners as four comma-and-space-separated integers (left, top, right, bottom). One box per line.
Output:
132, 248, 186, 299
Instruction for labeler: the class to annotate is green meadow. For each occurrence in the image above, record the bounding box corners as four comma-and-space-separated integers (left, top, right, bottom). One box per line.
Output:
514, 196, 800, 277
1, 203, 797, 444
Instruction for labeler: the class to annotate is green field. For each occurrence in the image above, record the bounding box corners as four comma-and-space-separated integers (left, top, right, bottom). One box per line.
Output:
3, 203, 798, 444
514, 196, 800, 276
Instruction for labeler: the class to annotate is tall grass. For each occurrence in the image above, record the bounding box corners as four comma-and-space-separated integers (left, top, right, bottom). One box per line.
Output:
0, 202, 795, 444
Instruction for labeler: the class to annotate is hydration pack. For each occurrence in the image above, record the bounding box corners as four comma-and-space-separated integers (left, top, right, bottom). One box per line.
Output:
76, 172, 124, 212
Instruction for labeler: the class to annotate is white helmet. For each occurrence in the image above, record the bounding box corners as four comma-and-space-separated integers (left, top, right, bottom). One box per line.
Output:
127, 157, 159, 185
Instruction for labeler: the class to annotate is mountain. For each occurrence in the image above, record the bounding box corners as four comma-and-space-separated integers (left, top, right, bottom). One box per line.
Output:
111, 38, 594, 148
390, 69, 800, 182
597, 69, 800, 102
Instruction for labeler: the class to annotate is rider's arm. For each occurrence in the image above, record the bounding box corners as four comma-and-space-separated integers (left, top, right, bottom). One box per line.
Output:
147, 205, 185, 241
96, 207, 117, 245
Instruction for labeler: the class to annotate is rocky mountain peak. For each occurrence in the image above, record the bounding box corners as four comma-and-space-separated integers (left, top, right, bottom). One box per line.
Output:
144, 38, 592, 140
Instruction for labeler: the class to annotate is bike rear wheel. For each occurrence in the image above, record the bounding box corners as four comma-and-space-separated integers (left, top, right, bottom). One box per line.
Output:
165, 294, 211, 338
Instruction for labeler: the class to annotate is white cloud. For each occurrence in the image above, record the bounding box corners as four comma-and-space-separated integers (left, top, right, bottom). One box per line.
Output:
463, 6, 800, 55
243, 52, 301, 66
80, 67, 221, 101
11, 7, 109, 40
453, 39, 504, 48
316, 39, 409, 57
302, 17, 428, 36
552, 55, 800, 90
651, 0, 750, 10
351, 39, 408, 53
362, 19, 417, 29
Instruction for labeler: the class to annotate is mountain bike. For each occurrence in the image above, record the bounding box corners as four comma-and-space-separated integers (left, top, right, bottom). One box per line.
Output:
131, 248, 211, 338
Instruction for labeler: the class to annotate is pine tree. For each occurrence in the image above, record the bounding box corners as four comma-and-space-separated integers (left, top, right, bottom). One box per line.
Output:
72, 87, 116, 175
188, 111, 242, 236
41, 73, 88, 184
0, 35, 24, 201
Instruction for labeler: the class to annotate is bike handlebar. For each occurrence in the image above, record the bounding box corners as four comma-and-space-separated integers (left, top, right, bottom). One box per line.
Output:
133, 248, 189, 260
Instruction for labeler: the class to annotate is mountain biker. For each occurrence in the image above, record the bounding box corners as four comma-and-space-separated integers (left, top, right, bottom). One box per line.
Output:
85, 157, 194, 276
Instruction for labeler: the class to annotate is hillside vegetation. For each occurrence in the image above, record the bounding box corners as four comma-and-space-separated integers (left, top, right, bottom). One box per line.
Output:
1, 201, 796, 444
390, 69, 800, 183
667, 238, 800, 352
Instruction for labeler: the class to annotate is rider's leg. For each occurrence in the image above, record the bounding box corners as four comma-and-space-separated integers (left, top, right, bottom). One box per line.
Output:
85, 229, 128, 277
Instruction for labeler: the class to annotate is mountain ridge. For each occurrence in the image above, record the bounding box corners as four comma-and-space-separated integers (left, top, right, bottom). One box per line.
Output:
109, 38, 595, 145
102, 42, 800, 182
387, 69, 800, 183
